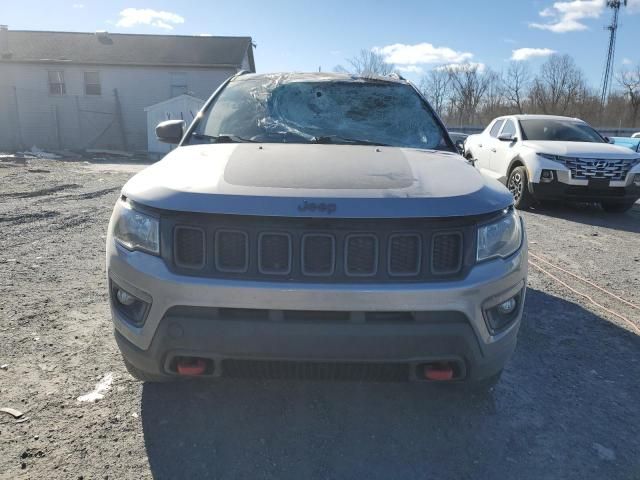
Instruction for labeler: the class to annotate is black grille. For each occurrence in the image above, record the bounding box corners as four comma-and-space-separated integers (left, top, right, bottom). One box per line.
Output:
221, 359, 410, 382
166, 215, 477, 283
388, 234, 421, 275
215, 230, 248, 272
259, 233, 291, 274
174, 227, 205, 268
302, 234, 335, 275
431, 232, 463, 274
345, 235, 377, 276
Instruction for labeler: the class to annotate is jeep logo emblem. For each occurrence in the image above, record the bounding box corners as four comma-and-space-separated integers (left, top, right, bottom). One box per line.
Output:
297, 201, 337, 214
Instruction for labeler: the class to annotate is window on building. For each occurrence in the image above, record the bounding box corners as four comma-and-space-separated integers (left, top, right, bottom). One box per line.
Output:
48, 71, 66, 95
84, 71, 101, 96
170, 72, 188, 97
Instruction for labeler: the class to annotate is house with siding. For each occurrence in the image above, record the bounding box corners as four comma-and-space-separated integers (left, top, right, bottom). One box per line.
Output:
0, 26, 255, 152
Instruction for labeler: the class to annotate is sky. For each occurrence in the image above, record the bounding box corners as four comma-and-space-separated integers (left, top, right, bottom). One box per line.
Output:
3, 0, 640, 86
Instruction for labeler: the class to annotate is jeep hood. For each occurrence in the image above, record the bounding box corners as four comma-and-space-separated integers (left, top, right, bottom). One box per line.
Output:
123, 144, 512, 218
521, 140, 640, 159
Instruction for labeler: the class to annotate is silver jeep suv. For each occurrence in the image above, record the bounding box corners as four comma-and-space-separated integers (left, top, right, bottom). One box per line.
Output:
106, 72, 527, 387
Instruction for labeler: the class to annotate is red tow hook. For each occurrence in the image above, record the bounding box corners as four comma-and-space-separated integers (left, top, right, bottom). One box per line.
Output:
176, 357, 208, 376
424, 363, 454, 381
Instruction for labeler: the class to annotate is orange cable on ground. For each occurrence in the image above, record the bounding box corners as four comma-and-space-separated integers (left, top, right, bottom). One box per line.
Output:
529, 251, 640, 312
528, 260, 640, 335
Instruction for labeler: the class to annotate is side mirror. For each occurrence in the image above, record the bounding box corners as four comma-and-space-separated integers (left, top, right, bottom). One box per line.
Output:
156, 120, 185, 144
604, 136, 613, 144
497, 133, 516, 142
455, 140, 465, 154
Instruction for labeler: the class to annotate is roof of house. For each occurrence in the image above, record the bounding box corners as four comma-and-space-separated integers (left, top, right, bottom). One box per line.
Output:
0, 30, 255, 71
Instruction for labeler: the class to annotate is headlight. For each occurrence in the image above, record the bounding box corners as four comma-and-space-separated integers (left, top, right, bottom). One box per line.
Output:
477, 209, 523, 262
538, 153, 570, 164
112, 199, 160, 255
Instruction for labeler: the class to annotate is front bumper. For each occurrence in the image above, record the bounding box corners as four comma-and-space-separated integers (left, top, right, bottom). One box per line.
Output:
529, 179, 640, 202
107, 234, 528, 382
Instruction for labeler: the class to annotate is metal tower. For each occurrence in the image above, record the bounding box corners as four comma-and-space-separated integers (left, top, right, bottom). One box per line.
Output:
600, 0, 627, 106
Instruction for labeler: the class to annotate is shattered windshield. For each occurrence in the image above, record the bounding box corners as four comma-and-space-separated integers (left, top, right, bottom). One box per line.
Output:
191, 75, 452, 150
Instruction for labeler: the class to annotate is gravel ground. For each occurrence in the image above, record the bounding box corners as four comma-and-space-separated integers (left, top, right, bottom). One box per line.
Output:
1, 157, 639, 480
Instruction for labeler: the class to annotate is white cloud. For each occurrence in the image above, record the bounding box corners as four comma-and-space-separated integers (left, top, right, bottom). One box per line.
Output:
397, 65, 424, 74
511, 47, 557, 61
435, 62, 486, 73
116, 8, 185, 30
628, 0, 640, 13
622, 58, 633, 65
530, 0, 605, 33
72, 3, 84, 8
198, 33, 213, 37
373, 42, 473, 66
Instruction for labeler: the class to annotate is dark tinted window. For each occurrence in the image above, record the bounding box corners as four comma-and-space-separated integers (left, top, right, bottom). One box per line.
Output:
489, 120, 504, 137
192, 76, 452, 150
501, 120, 516, 137
519, 119, 604, 143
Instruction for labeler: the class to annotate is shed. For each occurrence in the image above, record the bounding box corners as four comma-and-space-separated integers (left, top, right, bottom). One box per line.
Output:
145, 94, 204, 154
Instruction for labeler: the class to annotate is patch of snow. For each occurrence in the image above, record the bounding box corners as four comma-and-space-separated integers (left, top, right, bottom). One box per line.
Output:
77, 372, 114, 403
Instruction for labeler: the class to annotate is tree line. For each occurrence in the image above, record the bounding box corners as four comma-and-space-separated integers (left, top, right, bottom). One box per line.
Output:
336, 50, 640, 129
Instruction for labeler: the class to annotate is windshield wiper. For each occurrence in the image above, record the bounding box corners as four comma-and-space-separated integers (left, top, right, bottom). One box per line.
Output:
190, 133, 257, 143
311, 135, 391, 147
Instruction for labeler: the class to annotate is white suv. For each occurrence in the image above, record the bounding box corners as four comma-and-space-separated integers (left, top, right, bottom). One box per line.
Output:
465, 115, 640, 212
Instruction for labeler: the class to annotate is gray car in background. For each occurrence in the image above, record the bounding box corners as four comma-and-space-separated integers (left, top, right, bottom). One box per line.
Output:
106, 72, 528, 389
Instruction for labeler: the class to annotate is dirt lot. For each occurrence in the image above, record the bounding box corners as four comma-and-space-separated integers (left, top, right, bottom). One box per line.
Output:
1, 157, 639, 480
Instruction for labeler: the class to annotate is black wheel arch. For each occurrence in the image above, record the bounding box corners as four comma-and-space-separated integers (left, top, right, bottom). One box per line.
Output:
507, 157, 534, 194
507, 157, 526, 176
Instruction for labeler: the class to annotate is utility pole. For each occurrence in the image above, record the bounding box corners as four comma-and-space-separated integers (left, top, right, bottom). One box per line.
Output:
600, 0, 627, 107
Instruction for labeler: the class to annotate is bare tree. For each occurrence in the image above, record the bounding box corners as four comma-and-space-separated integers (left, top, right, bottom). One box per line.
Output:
420, 69, 450, 118
334, 49, 395, 76
530, 54, 586, 115
617, 65, 640, 128
483, 70, 506, 121
445, 64, 491, 126
504, 62, 530, 114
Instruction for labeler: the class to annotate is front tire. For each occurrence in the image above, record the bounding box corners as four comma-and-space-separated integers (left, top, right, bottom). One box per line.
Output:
601, 201, 636, 213
507, 166, 535, 210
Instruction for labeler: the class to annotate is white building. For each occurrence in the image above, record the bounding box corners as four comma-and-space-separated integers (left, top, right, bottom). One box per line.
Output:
0, 26, 255, 152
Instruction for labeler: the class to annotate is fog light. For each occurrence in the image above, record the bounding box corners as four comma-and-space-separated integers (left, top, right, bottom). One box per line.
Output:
110, 281, 150, 327
497, 297, 517, 315
116, 288, 136, 306
484, 292, 521, 334
634, 174, 640, 187
540, 170, 554, 183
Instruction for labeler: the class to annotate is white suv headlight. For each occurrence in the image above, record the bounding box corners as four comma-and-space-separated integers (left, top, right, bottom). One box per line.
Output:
112, 199, 160, 255
477, 209, 523, 262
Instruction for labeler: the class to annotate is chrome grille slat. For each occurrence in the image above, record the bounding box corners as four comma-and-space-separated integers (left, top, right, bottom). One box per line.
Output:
564, 158, 632, 181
